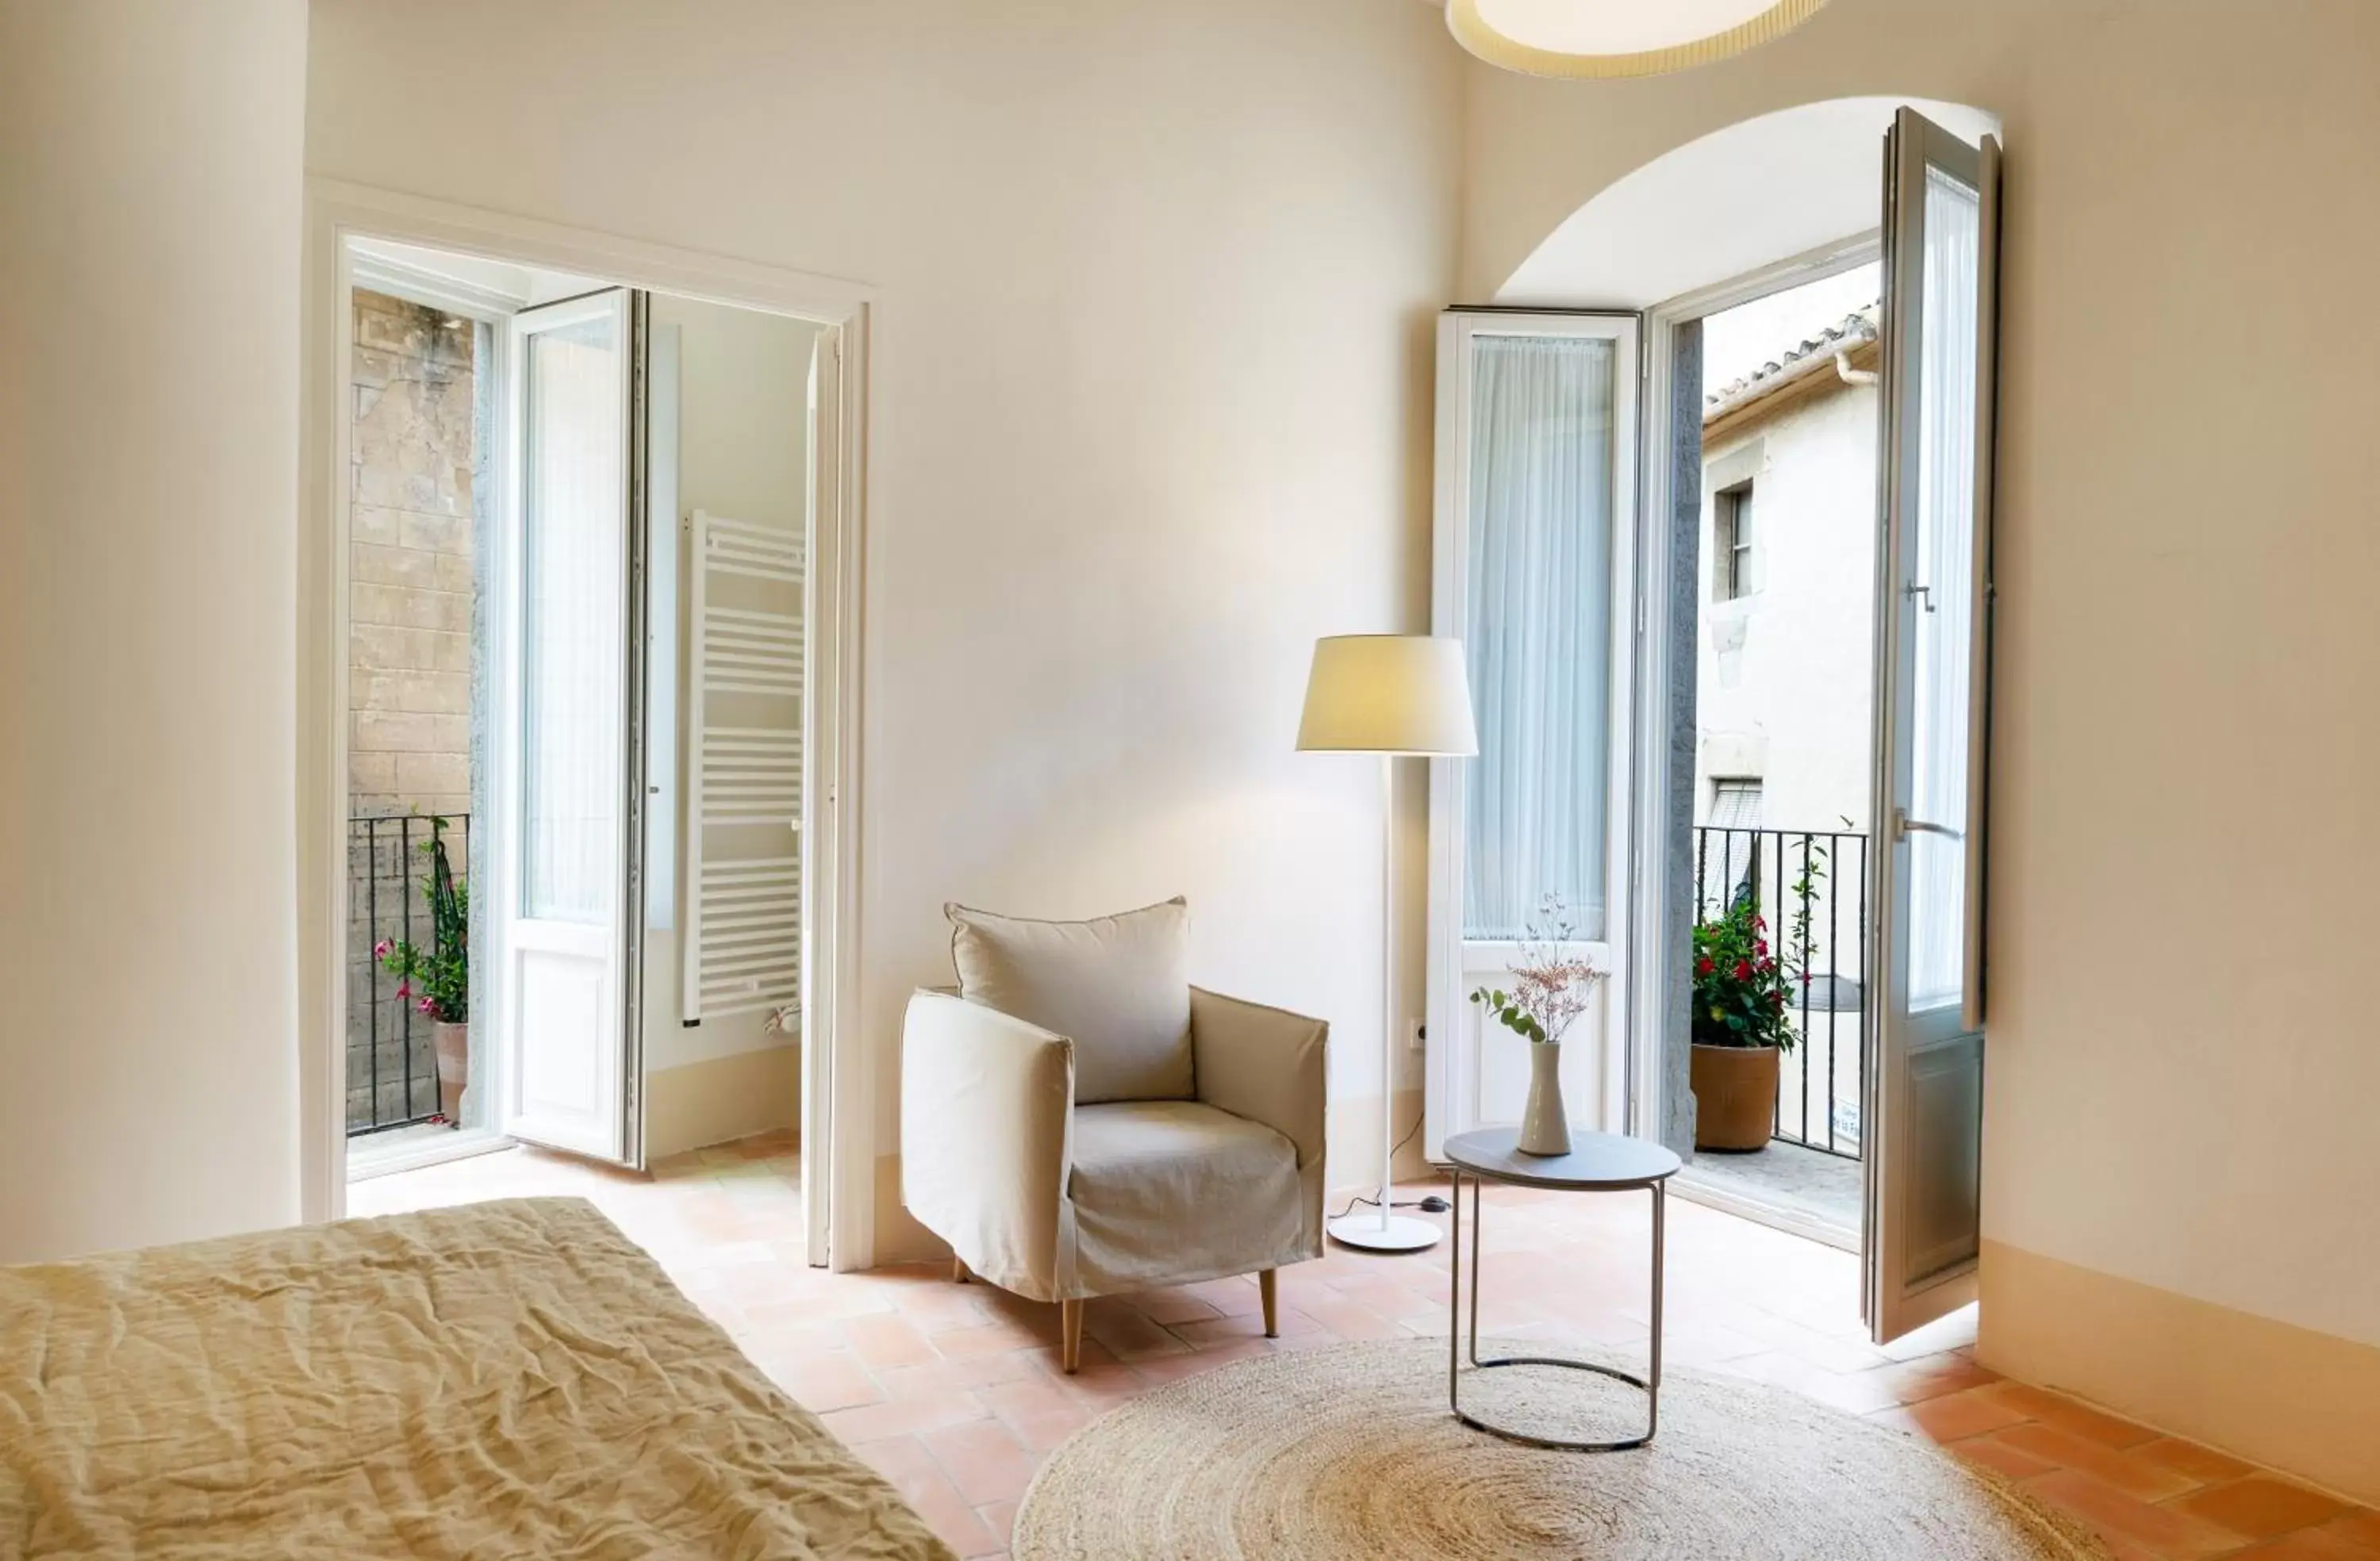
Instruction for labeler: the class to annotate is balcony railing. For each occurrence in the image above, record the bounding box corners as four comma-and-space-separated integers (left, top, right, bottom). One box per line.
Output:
1692, 825, 1868, 1160
347, 814, 470, 1137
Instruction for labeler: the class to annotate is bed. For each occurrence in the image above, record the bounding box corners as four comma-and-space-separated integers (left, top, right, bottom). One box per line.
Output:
0, 1197, 954, 1559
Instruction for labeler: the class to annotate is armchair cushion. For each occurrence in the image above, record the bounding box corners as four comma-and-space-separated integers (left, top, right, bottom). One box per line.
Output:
946, 897, 1194, 1103
1068, 1101, 1300, 1295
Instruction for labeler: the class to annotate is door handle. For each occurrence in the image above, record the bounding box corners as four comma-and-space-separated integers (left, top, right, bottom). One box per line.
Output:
1895, 808, 1964, 842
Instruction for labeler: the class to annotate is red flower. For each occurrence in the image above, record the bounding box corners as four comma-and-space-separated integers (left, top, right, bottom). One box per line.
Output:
1755, 938, 1769, 957
1695, 956, 1714, 977
1754, 916, 1766, 930
1732, 960, 1752, 981
394, 981, 411, 1000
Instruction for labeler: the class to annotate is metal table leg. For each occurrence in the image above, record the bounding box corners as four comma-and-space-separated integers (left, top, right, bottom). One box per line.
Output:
1447, 1171, 1664, 1452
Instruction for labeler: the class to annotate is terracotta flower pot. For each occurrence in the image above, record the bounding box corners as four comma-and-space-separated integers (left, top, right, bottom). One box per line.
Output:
432, 1020, 468, 1122
1691, 1043, 1779, 1153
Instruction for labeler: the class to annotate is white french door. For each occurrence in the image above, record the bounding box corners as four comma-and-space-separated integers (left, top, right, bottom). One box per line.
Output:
495, 287, 648, 1164
1865, 109, 2001, 1342
1426, 312, 1639, 1158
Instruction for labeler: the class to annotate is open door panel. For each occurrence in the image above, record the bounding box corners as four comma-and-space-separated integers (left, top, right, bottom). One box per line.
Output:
1425, 310, 1641, 1160
1864, 109, 2000, 1344
496, 286, 649, 1167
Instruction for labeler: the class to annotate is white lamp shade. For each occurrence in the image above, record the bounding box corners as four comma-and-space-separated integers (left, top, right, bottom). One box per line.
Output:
1296, 635, 1478, 757
1448, 0, 1826, 79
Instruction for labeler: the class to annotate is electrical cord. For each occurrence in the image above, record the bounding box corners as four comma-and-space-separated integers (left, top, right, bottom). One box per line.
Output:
1328, 1106, 1453, 1219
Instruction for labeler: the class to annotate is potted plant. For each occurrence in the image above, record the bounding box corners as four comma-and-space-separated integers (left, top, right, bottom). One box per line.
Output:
378, 817, 469, 1123
1689, 881, 1806, 1152
1471, 896, 1606, 1156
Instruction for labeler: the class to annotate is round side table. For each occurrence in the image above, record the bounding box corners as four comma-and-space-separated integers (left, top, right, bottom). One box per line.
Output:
1444, 1126, 1682, 1452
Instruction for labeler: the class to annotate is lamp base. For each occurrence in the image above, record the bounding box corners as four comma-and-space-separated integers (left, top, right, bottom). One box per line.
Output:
1327, 1211, 1442, 1252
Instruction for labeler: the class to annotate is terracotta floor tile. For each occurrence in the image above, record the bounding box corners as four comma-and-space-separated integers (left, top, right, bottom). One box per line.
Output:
2132, 1437, 2258, 1487
1169, 1306, 1322, 1349
754, 1350, 881, 1413
2021, 1469, 2245, 1559
360, 1133, 2359, 1561
1990, 1421, 2198, 1502
975, 1502, 1019, 1551
842, 1313, 943, 1370
819, 1388, 990, 1446
2229, 1531, 2378, 1559
854, 1435, 1001, 1558
931, 1318, 1054, 1360
923, 1418, 1041, 1506
1985, 1383, 2158, 1450
1951, 1434, 2062, 1482
873, 1349, 1042, 1400
979, 1375, 1097, 1452
1864, 1349, 1998, 1406
1904, 1383, 2034, 1444
1127, 1337, 1275, 1386
1079, 1298, 1192, 1360
1114, 1286, 1224, 1326
2171, 1477, 2354, 1544
2322, 1511, 2380, 1550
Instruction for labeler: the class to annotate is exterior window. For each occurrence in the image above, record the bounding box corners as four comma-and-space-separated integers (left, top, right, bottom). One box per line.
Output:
1714, 481, 1755, 600
1703, 777, 1765, 911
1709, 777, 1764, 830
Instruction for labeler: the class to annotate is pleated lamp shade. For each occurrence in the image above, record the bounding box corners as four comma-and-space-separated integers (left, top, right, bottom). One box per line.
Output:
1296, 635, 1478, 757
1447, 0, 1827, 79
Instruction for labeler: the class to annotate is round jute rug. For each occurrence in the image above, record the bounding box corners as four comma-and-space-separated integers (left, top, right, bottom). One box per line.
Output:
1012, 1340, 2108, 1560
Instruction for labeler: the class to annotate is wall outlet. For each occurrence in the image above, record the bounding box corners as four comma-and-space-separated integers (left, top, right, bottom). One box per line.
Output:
1407, 1018, 1426, 1053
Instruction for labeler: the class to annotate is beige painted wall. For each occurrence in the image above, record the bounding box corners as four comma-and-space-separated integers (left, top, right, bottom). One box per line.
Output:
1461, 0, 2380, 1478
644, 293, 816, 1148
303, 0, 1463, 1235
0, 0, 309, 1262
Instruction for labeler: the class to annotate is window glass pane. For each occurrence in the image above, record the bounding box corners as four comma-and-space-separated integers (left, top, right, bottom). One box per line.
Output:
1462, 332, 1614, 942
521, 313, 624, 923
1907, 168, 1980, 1012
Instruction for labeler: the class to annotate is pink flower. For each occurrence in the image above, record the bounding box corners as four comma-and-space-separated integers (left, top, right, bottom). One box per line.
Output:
395, 981, 411, 999
374, 939, 391, 959
417, 997, 435, 1015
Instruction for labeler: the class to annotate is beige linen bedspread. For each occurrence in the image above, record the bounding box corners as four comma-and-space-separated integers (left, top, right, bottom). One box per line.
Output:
0, 1197, 954, 1560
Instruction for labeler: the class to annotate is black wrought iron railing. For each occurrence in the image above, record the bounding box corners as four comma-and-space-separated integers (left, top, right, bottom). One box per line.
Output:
1691, 825, 1868, 1159
347, 814, 470, 1137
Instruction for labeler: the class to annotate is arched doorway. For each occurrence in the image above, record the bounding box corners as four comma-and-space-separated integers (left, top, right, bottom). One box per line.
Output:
1426, 99, 2002, 1346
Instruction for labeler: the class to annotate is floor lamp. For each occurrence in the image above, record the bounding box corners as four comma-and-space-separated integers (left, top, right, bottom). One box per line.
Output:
1297, 635, 1478, 1253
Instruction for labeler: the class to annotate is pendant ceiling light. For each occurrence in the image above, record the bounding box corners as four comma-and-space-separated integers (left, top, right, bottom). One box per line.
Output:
1448, 0, 1827, 79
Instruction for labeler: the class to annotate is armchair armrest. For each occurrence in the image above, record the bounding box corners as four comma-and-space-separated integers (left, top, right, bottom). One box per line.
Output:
900, 990, 1076, 1301
1190, 988, 1328, 1172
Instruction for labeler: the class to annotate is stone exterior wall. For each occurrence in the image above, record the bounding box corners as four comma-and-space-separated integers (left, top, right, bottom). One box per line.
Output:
347, 289, 481, 1130
349, 289, 476, 819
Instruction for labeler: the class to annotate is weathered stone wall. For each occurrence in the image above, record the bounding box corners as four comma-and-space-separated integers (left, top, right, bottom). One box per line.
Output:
348, 289, 475, 819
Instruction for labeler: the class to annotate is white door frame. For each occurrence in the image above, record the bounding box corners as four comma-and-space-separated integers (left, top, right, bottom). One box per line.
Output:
1625, 233, 1881, 1153
298, 181, 880, 1269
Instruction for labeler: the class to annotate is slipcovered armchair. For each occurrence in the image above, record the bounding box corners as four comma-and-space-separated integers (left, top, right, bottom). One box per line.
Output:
900, 899, 1328, 1372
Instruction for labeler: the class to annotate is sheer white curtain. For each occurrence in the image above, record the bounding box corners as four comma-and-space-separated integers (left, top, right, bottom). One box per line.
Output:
1906, 168, 1980, 1012
521, 316, 624, 924
1462, 333, 1615, 942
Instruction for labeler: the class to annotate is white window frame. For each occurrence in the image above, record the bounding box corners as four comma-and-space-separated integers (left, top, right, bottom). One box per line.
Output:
1425, 309, 1640, 1159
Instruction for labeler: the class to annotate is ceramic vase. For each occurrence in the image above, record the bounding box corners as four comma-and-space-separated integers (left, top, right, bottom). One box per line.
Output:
1516, 1042, 1572, 1156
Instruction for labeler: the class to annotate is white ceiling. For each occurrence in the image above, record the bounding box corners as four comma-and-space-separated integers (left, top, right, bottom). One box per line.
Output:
1493, 96, 2001, 309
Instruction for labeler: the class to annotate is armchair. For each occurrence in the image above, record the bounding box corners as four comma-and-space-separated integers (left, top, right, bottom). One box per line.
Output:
900, 903, 1327, 1373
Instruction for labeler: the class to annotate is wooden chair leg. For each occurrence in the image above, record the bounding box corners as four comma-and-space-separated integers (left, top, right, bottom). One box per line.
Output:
1259, 1269, 1279, 1339
1060, 1298, 1084, 1375
952, 1256, 969, 1283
